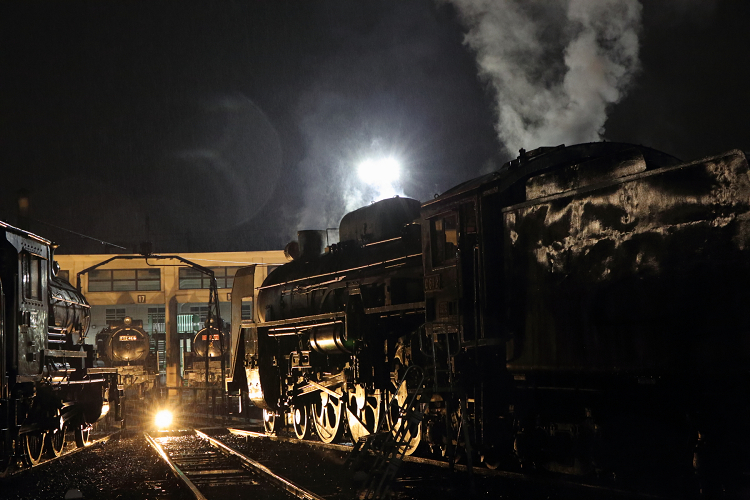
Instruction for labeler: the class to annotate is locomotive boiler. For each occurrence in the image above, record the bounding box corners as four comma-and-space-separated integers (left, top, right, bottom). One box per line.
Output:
191, 321, 228, 359
95, 317, 155, 398
1, 222, 121, 471
228, 142, 750, 495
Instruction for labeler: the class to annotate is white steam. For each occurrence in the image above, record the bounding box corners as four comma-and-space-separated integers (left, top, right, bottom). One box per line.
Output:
448, 0, 642, 156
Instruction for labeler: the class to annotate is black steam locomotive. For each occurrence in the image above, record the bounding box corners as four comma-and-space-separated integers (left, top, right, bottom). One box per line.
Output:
95, 317, 156, 398
1, 222, 121, 471
227, 142, 750, 493
184, 320, 230, 386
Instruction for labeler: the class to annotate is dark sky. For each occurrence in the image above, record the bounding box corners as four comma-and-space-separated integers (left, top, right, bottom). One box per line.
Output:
1, 1, 749, 254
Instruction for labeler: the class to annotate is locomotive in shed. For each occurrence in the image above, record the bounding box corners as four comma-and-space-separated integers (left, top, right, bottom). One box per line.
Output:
0, 222, 121, 471
95, 317, 156, 398
184, 319, 230, 386
228, 142, 750, 494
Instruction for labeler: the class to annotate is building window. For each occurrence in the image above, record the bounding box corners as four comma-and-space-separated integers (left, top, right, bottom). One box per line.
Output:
177, 314, 200, 334
58, 269, 70, 283
105, 308, 127, 326
148, 307, 165, 335
88, 268, 161, 292
189, 305, 210, 323
178, 266, 242, 289
241, 302, 253, 321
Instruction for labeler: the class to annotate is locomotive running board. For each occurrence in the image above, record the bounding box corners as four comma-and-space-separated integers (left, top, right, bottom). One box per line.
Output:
44, 349, 87, 358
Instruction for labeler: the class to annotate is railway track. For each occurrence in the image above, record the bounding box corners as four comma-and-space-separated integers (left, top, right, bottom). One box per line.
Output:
223, 428, 683, 500
145, 429, 326, 500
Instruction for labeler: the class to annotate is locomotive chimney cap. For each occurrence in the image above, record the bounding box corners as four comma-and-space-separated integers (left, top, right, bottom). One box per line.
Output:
284, 240, 300, 261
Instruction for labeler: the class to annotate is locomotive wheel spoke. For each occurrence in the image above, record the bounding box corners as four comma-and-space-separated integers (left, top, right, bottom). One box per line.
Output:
74, 426, 92, 448
24, 432, 45, 465
292, 404, 313, 440
263, 409, 278, 435
46, 425, 66, 457
313, 391, 344, 444
346, 388, 382, 443
386, 377, 421, 455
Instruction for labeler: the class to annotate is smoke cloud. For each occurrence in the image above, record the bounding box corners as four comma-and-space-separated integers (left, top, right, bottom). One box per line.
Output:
448, 0, 642, 157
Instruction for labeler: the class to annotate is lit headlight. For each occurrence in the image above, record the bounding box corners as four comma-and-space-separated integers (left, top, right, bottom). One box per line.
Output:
155, 409, 173, 428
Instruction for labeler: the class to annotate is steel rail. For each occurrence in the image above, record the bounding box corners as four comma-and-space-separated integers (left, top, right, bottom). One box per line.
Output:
226, 428, 670, 498
195, 430, 325, 500
227, 428, 507, 475
144, 432, 207, 500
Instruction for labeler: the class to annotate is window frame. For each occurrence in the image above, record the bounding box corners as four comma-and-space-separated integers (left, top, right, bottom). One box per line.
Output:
88, 268, 161, 292
429, 211, 459, 268
178, 266, 242, 290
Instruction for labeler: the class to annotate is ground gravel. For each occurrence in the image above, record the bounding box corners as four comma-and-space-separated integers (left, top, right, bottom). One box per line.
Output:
1, 431, 190, 500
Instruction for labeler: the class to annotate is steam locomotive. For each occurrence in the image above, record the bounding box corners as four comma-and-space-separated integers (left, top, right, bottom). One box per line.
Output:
227, 142, 750, 493
184, 320, 230, 386
95, 317, 156, 398
1, 222, 121, 471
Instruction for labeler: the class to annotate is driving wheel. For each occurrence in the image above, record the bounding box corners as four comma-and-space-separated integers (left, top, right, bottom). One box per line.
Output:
47, 425, 66, 457
292, 404, 313, 440
346, 387, 382, 443
24, 432, 45, 465
74, 426, 92, 448
263, 409, 278, 435
313, 390, 345, 444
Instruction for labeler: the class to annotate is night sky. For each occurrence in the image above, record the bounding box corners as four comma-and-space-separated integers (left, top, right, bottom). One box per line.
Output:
1, 1, 749, 254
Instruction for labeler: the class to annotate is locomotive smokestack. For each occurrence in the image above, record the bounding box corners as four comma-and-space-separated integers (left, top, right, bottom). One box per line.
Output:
447, 0, 642, 157
297, 230, 327, 260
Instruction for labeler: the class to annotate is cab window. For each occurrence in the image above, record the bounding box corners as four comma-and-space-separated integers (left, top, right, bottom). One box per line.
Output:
431, 213, 458, 267
21, 252, 42, 301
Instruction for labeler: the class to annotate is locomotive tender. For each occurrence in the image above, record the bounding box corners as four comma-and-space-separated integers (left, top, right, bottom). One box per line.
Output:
228, 142, 750, 491
1, 223, 120, 471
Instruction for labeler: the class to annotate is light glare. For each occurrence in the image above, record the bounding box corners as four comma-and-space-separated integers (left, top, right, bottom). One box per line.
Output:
358, 158, 400, 185
155, 409, 173, 428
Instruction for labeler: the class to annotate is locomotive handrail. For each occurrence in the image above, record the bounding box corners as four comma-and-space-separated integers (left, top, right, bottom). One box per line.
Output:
257, 252, 422, 290
417, 325, 432, 358
267, 320, 344, 337
387, 365, 425, 421
257, 311, 345, 328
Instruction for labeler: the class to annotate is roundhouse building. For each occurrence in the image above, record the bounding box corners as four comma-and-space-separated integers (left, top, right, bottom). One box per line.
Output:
54, 250, 285, 390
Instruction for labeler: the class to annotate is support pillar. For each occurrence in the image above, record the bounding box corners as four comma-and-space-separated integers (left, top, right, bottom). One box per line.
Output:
166, 295, 180, 399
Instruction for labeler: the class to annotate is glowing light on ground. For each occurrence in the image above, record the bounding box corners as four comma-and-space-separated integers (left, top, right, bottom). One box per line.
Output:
155, 409, 173, 428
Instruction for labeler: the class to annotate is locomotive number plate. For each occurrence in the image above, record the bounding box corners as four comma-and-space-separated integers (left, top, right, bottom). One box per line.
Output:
424, 274, 442, 291
119, 335, 138, 341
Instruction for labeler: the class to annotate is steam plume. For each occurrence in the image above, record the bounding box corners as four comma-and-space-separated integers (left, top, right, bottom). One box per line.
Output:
448, 0, 642, 157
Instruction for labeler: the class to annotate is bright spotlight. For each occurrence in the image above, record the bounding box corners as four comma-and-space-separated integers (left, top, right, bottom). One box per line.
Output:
358, 157, 400, 186
155, 409, 173, 428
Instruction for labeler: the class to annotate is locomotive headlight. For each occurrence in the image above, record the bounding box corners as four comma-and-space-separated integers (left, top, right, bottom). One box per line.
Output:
155, 409, 173, 428
358, 157, 400, 185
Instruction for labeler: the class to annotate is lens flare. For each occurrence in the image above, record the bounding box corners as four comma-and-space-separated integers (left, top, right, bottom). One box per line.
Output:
358, 158, 400, 185
155, 409, 173, 428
